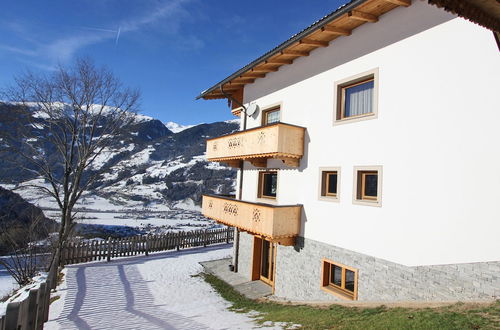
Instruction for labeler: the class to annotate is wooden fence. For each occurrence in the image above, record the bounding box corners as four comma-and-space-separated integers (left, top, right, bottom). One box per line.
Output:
0, 227, 233, 329
0, 265, 57, 330
62, 227, 233, 265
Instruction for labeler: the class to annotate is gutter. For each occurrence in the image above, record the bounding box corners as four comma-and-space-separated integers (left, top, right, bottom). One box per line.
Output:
196, 0, 369, 100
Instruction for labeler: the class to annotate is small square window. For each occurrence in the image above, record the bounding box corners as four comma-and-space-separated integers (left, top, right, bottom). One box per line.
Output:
321, 259, 358, 300
262, 107, 280, 125
353, 166, 382, 206
319, 168, 340, 201
258, 171, 277, 199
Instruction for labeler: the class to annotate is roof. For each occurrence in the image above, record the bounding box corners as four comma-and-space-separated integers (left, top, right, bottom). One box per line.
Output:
428, 0, 500, 33
197, 0, 412, 101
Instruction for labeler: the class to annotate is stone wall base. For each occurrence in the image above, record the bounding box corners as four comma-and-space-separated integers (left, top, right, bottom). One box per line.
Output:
236, 233, 500, 302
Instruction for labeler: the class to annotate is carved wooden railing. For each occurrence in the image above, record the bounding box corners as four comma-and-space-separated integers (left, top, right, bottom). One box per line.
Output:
206, 123, 305, 167
202, 194, 302, 246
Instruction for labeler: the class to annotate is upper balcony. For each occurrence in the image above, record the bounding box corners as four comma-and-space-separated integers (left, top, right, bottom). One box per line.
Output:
206, 123, 305, 168
202, 194, 301, 246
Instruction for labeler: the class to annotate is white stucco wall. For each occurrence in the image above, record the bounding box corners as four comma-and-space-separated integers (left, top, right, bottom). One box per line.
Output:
237, 1, 500, 266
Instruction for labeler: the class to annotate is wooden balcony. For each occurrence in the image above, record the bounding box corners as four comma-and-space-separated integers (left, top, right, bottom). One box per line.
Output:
206, 123, 305, 167
202, 195, 301, 246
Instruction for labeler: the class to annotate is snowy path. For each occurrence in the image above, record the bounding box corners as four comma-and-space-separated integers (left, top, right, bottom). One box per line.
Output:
46, 245, 278, 330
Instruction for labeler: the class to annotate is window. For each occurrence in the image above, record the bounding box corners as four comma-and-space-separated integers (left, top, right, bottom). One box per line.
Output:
339, 78, 374, 119
319, 167, 340, 201
334, 69, 378, 125
353, 166, 382, 206
321, 259, 358, 300
258, 171, 277, 199
262, 107, 280, 125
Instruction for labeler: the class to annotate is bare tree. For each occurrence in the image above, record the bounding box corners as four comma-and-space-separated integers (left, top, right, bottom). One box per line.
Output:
0, 58, 140, 272
0, 211, 53, 286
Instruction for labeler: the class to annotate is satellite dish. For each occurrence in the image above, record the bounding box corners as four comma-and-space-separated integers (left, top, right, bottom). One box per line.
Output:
246, 103, 259, 117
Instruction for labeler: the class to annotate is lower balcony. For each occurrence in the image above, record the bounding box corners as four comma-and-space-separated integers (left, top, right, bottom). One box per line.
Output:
202, 194, 301, 246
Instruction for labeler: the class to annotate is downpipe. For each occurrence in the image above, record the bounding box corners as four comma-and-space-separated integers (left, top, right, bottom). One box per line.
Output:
220, 85, 247, 273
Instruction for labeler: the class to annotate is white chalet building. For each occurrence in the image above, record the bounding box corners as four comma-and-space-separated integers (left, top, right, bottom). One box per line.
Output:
199, 0, 500, 301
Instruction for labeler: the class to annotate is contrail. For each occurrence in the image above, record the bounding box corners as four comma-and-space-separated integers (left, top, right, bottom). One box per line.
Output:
115, 26, 121, 46
80, 26, 117, 33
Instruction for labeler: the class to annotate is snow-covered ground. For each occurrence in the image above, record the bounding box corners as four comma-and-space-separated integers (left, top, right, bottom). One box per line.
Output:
0, 266, 18, 300
45, 245, 287, 330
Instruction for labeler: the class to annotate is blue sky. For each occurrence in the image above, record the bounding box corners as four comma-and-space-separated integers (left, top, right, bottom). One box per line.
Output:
0, 0, 348, 125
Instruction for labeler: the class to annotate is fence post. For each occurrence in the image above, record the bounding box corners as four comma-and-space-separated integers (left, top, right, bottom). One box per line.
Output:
4, 301, 20, 329
24, 288, 38, 329
176, 232, 180, 251
145, 235, 149, 256
107, 237, 112, 262
36, 282, 47, 328
226, 227, 230, 243
203, 229, 208, 248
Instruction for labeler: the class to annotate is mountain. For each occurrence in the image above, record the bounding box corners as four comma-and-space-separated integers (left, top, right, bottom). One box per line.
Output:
165, 121, 196, 133
0, 186, 57, 254
0, 102, 239, 210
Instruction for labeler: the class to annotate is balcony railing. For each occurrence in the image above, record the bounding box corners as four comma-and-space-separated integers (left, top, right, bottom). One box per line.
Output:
206, 122, 305, 168
202, 194, 301, 246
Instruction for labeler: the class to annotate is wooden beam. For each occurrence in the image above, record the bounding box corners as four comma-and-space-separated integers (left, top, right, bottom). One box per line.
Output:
321, 26, 351, 36
243, 72, 266, 78
252, 67, 279, 73
382, 0, 411, 7
247, 158, 267, 168
299, 38, 329, 47
266, 58, 293, 65
280, 49, 309, 57
348, 10, 378, 22
235, 77, 256, 82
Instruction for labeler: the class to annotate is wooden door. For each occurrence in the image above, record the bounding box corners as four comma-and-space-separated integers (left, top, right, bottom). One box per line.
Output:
252, 237, 276, 285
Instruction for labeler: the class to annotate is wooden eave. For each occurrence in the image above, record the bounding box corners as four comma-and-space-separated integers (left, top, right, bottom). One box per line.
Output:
197, 0, 410, 101
428, 0, 500, 32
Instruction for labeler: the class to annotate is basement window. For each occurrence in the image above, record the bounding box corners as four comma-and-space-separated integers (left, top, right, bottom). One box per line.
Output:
321, 259, 358, 300
258, 171, 277, 199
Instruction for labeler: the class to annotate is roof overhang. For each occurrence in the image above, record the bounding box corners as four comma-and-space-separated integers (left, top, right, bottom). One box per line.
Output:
196, 0, 413, 101
197, 0, 500, 102
428, 0, 500, 33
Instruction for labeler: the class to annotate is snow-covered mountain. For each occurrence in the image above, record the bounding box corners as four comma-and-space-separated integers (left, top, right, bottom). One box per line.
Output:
165, 121, 196, 133
0, 102, 239, 210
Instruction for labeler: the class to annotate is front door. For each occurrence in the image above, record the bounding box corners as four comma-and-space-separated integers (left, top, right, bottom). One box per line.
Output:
252, 237, 276, 286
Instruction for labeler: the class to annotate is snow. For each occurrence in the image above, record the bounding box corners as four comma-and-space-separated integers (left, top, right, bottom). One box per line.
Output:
0, 272, 47, 316
165, 121, 196, 133
173, 198, 201, 212
45, 246, 284, 329
0, 267, 18, 301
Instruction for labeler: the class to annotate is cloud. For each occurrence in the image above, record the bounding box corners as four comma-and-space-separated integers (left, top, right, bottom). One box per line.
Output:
0, 0, 199, 68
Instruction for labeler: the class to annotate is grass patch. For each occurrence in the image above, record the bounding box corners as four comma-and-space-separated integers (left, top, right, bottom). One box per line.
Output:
49, 295, 60, 304
202, 273, 500, 329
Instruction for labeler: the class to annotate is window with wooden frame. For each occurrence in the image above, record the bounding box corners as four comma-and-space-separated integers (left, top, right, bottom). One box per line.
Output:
334, 69, 378, 125
321, 259, 358, 300
353, 166, 382, 206
258, 171, 278, 199
262, 107, 281, 125
320, 169, 340, 200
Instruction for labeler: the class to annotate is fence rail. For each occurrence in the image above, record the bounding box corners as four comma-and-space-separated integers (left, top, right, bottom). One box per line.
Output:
0, 227, 233, 329
62, 227, 233, 265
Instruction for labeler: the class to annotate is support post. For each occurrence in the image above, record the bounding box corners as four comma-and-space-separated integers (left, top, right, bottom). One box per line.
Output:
107, 237, 112, 262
